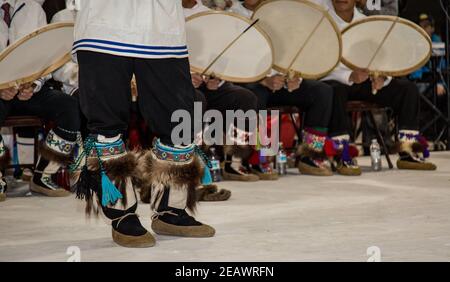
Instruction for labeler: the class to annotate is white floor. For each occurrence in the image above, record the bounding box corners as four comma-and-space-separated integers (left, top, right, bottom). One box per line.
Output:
1, 153, 450, 262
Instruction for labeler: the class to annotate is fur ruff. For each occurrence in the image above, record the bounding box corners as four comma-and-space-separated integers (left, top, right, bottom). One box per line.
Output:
393, 141, 426, 155
77, 152, 138, 215
296, 144, 327, 160
137, 150, 203, 213
39, 141, 73, 165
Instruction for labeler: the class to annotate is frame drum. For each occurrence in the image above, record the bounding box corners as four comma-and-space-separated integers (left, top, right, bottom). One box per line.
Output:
252, 0, 342, 79
341, 16, 432, 77
186, 11, 273, 83
0, 22, 74, 90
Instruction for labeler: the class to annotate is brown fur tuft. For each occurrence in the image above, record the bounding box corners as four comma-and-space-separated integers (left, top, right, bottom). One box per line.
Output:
86, 152, 139, 208
138, 150, 203, 213
223, 145, 253, 160
296, 145, 327, 160
39, 142, 72, 165
394, 141, 426, 154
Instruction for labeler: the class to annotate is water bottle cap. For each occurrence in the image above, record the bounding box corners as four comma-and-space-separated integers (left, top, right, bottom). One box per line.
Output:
371, 139, 378, 143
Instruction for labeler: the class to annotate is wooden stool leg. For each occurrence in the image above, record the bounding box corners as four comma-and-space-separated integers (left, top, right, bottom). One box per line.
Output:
368, 110, 394, 169
34, 127, 39, 168
289, 113, 302, 143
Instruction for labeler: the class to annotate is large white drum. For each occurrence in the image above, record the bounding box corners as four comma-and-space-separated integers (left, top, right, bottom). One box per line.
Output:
252, 0, 342, 79
0, 22, 74, 90
341, 16, 432, 76
186, 11, 273, 83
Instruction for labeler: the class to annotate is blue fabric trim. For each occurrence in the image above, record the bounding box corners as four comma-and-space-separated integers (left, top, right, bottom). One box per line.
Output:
73, 39, 187, 51
73, 44, 189, 56
94, 140, 123, 148
155, 140, 194, 154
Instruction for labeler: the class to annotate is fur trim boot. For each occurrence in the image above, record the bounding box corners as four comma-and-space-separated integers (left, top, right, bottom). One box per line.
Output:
139, 140, 215, 238
73, 136, 155, 248
222, 145, 259, 181
331, 135, 361, 176
196, 184, 232, 202
0, 138, 10, 202
30, 130, 75, 197
396, 130, 436, 171
297, 128, 333, 176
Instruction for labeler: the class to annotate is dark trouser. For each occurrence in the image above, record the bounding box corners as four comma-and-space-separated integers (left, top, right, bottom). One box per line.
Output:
326, 78, 420, 137
77, 51, 196, 145
241, 80, 333, 129
194, 82, 258, 132
0, 86, 80, 141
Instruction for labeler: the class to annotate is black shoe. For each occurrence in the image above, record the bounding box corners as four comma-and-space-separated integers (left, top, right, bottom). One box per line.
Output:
31, 172, 71, 197
104, 206, 155, 248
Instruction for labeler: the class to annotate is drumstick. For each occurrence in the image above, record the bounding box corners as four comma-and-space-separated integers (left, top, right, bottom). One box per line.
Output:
367, 17, 400, 95
200, 19, 260, 77
285, 13, 326, 76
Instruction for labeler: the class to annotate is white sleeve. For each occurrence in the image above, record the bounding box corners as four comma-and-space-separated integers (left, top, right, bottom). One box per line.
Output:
36, 4, 47, 26
52, 62, 79, 92
382, 76, 393, 88
322, 63, 354, 86
33, 74, 52, 93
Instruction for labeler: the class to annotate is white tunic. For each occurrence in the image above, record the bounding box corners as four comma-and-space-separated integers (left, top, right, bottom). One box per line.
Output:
51, 6, 78, 95
0, 0, 47, 45
73, 0, 189, 59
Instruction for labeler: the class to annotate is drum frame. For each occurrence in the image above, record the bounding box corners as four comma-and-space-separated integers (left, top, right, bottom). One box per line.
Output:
340, 15, 433, 77
0, 22, 74, 90
252, 0, 342, 79
186, 11, 274, 83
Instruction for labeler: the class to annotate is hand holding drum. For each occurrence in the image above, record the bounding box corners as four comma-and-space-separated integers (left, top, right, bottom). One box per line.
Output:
341, 16, 432, 94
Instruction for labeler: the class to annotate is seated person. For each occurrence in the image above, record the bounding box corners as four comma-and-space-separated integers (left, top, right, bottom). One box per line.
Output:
183, 0, 273, 182
320, 0, 436, 175
410, 13, 446, 97
233, 0, 336, 177
0, 0, 80, 202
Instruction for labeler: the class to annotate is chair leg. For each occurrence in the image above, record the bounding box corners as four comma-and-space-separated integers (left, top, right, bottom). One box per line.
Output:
289, 113, 302, 143
368, 110, 394, 169
34, 127, 39, 168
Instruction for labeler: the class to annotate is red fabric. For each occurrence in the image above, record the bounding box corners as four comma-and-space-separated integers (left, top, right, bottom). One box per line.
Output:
324, 139, 337, 157
2, 3, 11, 27
280, 114, 298, 148
348, 145, 359, 158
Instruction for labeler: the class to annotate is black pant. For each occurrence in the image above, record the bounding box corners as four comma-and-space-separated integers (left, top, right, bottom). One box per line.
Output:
241, 80, 333, 129
326, 78, 420, 137
194, 82, 257, 132
77, 51, 196, 145
0, 86, 80, 141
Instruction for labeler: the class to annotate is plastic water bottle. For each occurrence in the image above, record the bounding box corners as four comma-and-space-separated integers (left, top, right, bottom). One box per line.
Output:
276, 143, 287, 175
370, 139, 382, 171
209, 147, 222, 182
